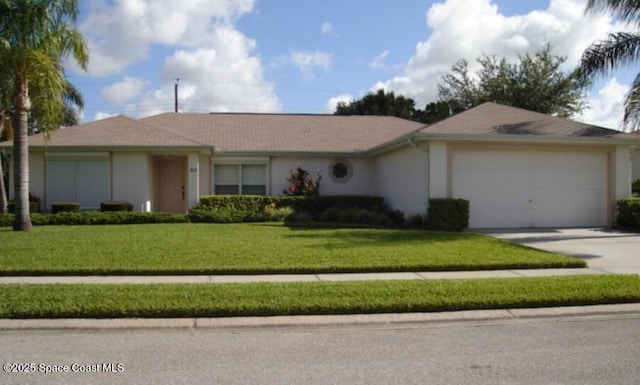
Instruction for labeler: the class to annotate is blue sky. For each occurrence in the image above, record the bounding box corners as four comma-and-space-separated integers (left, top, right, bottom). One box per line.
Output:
69, 0, 634, 130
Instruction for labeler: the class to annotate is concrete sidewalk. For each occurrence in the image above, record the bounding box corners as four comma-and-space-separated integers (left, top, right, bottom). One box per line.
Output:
0, 267, 613, 285
1, 303, 640, 330
1, 228, 638, 330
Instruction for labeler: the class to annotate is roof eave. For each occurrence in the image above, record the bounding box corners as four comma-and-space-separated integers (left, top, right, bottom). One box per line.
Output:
212, 150, 369, 158
22, 145, 212, 153
413, 133, 640, 146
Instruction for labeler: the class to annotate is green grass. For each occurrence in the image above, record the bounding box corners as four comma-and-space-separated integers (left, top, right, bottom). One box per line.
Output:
0, 275, 638, 319
0, 223, 585, 275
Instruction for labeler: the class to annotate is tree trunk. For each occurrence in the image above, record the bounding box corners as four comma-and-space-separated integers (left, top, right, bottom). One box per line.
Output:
0, 153, 7, 215
13, 79, 32, 231
0, 117, 7, 214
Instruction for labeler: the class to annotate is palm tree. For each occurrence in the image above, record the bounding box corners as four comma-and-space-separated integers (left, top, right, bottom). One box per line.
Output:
578, 0, 640, 131
0, 0, 89, 230
0, 114, 9, 214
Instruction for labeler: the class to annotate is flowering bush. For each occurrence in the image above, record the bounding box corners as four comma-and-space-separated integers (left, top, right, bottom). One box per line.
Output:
283, 167, 322, 196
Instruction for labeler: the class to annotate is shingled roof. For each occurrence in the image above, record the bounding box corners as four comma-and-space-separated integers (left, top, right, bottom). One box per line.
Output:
2, 103, 637, 153
6, 113, 426, 153
21, 115, 206, 148
139, 113, 425, 153
418, 102, 627, 138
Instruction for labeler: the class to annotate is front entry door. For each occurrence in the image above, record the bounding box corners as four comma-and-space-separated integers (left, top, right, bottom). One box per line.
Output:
157, 158, 186, 213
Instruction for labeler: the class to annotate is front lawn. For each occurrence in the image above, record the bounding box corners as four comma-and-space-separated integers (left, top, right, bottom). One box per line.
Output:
0, 275, 637, 319
0, 223, 585, 275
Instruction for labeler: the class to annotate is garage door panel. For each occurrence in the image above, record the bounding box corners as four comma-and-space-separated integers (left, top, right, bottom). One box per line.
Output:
452, 149, 608, 228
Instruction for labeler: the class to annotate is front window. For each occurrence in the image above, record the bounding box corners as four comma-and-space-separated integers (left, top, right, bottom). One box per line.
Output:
214, 164, 266, 195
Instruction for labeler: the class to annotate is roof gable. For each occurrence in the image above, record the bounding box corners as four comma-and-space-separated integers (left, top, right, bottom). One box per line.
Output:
419, 102, 625, 138
21, 115, 207, 148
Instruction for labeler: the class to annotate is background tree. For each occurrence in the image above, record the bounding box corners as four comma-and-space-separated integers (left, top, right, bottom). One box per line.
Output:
413, 100, 462, 124
438, 44, 590, 118
0, 0, 89, 231
578, 0, 640, 131
335, 89, 417, 120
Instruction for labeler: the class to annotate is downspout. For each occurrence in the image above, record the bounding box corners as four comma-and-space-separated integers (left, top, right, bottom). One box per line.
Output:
408, 137, 429, 227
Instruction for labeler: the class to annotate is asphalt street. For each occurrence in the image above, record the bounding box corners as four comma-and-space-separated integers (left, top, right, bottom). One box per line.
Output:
1, 313, 639, 385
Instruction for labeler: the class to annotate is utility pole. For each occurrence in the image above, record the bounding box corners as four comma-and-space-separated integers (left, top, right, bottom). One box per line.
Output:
174, 78, 179, 113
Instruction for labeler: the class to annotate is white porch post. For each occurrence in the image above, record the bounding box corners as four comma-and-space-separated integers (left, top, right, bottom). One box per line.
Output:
187, 153, 200, 209
614, 146, 632, 199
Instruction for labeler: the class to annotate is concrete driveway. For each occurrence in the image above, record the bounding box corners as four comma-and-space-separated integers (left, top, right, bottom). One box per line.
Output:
479, 228, 640, 275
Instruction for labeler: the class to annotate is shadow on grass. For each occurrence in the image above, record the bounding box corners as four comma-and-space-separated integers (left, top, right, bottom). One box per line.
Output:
282, 223, 477, 249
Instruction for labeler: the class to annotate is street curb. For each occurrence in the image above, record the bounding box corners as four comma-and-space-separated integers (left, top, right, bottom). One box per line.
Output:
1, 303, 639, 331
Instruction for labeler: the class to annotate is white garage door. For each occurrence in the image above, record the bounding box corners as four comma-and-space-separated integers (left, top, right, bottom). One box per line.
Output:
452, 149, 608, 228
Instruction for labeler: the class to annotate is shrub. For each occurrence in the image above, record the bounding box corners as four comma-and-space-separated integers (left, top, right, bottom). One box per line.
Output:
198, 195, 273, 211
0, 214, 12, 227
263, 205, 294, 221
7, 201, 40, 214
7, 193, 40, 213
287, 195, 386, 217
188, 207, 249, 223
314, 207, 401, 227
633, 179, 640, 196
427, 198, 469, 231
194, 195, 389, 224
101, 201, 134, 212
615, 198, 640, 230
51, 202, 80, 214
1, 212, 189, 226
283, 167, 321, 196
407, 214, 426, 229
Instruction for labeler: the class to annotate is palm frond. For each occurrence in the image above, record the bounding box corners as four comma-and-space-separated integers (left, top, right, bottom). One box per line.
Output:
586, 0, 640, 26
578, 32, 640, 79
622, 72, 640, 131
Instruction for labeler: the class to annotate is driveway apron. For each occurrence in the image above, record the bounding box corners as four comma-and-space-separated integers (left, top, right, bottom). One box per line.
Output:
479, 228, 640, 275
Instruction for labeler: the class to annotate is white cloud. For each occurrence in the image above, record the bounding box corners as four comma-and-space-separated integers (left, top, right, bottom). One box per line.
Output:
325, 93, 354, 113
321, 21, 337, 36
373, 0, 632, 109
78, 0, 280, 116
80, 0, 256, 75
94, 111, 119, 121
287, 50, 333, 80
370, 50, 390, 70
146, 28, 279, 115
576, 78, 629, 130
101, 77, 150, 104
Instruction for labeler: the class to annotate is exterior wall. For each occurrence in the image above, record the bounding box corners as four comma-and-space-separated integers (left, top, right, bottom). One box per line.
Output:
111, 152, 153, 211
28, 152, 45, 209
632, 150, 640, 182
428, 141, 448, 198
375, 145, 428, 217
269, 156, 376, 196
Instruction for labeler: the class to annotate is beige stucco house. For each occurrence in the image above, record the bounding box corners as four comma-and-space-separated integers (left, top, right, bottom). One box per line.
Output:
2, 102, 639, 228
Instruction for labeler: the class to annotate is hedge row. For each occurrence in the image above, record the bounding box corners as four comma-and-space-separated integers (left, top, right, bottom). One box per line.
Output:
194, 195, 468, 231
197, 195, 387, 214
7, 200, 135, 214
1, 196, 471, 231
0, 212, 188, 227
615, 198, 640, 231
194, 195, 401, 227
